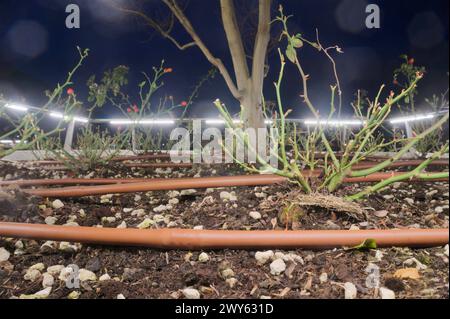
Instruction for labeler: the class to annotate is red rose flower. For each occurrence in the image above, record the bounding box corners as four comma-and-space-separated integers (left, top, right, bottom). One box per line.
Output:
67, 88, 74, 95
408, 58, 415, 65
127, 108, 132, 113
393, 79, 399, 85
181, 101, 188, 107
133, 104, 139, 113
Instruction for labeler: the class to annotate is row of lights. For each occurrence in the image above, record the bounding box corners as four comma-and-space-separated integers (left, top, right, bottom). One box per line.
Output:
2, 102, 441, 127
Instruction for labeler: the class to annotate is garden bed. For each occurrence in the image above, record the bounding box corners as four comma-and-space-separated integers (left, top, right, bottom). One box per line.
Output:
0, 161, 448, 299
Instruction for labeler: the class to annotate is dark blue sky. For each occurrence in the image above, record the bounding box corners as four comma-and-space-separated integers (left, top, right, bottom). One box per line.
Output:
0, 0, 448, 119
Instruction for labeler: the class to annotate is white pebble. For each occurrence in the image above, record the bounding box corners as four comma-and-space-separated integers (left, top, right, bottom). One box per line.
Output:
182, 288, 201, 299
198, 252, 210, 263
249, 211, 262, 220
270, 259, 286, 276
255, 250, 274, 265
379, 287, 395, 299
0, 247, 10, 262
344, 282, 357, 299
52, 199, 64, 209
42, 273, 55, 288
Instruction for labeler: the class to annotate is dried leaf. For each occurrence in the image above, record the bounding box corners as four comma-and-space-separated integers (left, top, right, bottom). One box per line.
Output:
394, 268, 421, 280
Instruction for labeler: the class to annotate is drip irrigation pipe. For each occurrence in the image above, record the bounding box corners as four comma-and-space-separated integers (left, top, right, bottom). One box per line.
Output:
2, 159, 447, 188
0, 223, 447, 249
23, 174, 288, 197
20, 172, 448, 198
123, 163, 193, 168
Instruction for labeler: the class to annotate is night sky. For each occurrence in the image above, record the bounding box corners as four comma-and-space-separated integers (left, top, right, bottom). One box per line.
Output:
0, 0, 448, 119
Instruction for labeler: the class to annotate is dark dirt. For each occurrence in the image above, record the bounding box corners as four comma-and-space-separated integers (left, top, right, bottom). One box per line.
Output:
0, 160, 448, 299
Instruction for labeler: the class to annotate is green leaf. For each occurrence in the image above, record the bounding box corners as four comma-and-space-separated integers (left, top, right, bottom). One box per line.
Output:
291, 37, 303, 48
286, 45, 297, 63
347, 238, 377, 251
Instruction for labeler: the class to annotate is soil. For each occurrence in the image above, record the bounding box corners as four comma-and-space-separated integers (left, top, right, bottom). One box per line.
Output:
0, 160, 448, 299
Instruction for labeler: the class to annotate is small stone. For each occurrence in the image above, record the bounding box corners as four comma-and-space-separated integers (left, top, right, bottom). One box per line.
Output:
85, 257, 101, 272
255, 251, 274, 265
182, 288, 201, 299
344, 282, 357, 299
225, 278, 238, 288
42, 273, 54, 288
117, 221, 127, 229
153, 214, 166, 222
193, 225, 204, 230
153, 205, 170, 213
24, 269, 41, 282
326, 220, 341, 230
63, 221, 79, 227
221, 268, 235, 279
100, 195, 112, 204
220, 191, 233, 201
270, 259, 286, 276
383, 195, 394, 200
102, 216, 116, 224
180, 189, 197, 196
379, 287, 396, 299
168, 198, 179, 205
59, 267, 76, 282
168, 191, 180, 198
123, 208, 133, 213
52, 199, 64, 209
117, 294, 126, 299
249, 211, 262, 220
47, 265, 65, 276
374, 250, 384, 262
374, 210, 388, 218
44, 216, 57, 225
137, 218, 154, 229
444, 244, 449, 257
134, 195, 141, 202
58, 242, 80, 252
404, 198, 414, 205
435, 206, 444, 214
99, 273, 111, 281
78, 269, 97, 282
0, 247, 10, 262
68, 291, 80, 299
19, 287, 51, 299
319, 273, 328, 284
198, 252, 210, 263
131, 209, 146, 217
29, 263, 45, 272
426, 190, 438, 197
78, 209, 86, 218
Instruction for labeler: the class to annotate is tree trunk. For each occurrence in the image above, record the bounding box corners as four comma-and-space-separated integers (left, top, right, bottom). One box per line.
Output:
240, 82, 265, 130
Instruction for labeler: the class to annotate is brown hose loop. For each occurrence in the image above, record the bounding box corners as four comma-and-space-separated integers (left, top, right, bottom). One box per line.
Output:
0, 223, 447, 249
20, 172, 448, 198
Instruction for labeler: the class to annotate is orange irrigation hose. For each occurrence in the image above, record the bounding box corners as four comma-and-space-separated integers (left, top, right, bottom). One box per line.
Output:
111, 154, 172, 161
0, 178, 152, 187
23, 174, 288, 197
20, 172, 448, 198
0, 223, 447, 249
123, 162, 193, 168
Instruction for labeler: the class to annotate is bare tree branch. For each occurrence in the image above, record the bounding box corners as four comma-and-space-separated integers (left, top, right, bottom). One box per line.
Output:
110, 1, 196, 50
251, 0, 271, 96
162, 0, 242, 99
220, 0, 250, 90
